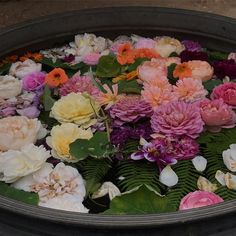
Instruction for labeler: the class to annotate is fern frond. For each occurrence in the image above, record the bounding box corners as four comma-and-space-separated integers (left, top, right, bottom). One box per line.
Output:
116, 160, 163, 194
215, 186, 236, 200
76, 157, 112, 196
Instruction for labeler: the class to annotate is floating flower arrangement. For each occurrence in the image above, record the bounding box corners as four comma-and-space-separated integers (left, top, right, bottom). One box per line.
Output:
0, 33, 236, 214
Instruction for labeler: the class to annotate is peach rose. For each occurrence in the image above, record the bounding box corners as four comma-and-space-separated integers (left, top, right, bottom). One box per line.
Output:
179, 190, 223, 210
0, 116, 45, 151
211, 82, 236, 107
187, 60, 214, 82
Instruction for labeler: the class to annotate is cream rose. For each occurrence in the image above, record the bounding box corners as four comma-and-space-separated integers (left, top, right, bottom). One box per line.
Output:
0, 75, 22, 99
9, 59, 42, 79
0, 144, 50, 183
50, 92, 100, 127
0, 116, 46, 151
155, 36, 184, 57
46, 123, 93, 162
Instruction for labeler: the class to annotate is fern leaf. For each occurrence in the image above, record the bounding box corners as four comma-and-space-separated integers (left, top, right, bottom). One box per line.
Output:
76, 157, 112, 196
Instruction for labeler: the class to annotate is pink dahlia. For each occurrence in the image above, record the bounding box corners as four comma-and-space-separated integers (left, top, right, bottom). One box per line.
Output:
200, 98, 236, 132
211, 82, 236, 107
179, 191, 223, 210
151, 135, 199, 160
173, 77, 208, 103
110, 96, 153, 126
151, 101, 204, 138
59, 74, 100, 97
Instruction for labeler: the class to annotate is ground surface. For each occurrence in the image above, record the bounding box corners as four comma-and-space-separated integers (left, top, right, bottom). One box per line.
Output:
0, 0, 236, 29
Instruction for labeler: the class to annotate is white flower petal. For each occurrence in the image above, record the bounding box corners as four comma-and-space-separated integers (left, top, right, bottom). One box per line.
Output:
223, 148, 236, 172
215, 170, 226, 186
159, 165, 178, 187
192, 155, 207, 172
92, 182, 121, 200
139, 137, 149, 146
230, 144, 236, 160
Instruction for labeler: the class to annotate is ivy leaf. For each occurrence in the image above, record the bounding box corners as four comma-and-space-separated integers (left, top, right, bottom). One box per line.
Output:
127, 57, 149, 72
118, 80, 142, 94
42, 86, 56, 111
96, 55, 121, 78
70, 132, 112, 160
0, 182, 39, 205
104, 185, 175, 214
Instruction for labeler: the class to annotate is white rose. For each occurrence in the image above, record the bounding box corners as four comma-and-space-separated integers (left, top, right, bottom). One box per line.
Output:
155, 36, 184, 57
223, 144, 236, 172
0, 116, 46, 151
0, 144, 50, 183
13, 162, 87, 212
9, 59, 42, 79
0, 75, 22, 99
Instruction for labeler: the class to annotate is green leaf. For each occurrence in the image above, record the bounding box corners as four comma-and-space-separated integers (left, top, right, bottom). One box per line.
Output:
76, 157, 112, 196
70, 132, 112, 160
38, 110, 59, 129
0, 182, 39, 205
127, 57, 149, 72
203, 79, 223, 93
42, 86, 56, 111
0, 63, 11, 75
96, 55, 121, 78
167, 63, 177, 85
104, 185, 175, 214
118, 79, 142, 94
207, 50, 229, 61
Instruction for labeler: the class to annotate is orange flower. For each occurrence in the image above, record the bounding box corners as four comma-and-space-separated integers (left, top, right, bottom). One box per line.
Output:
134, 48, 160, 59
112, 70, 138, 83
20, 52, 43, 62
173, 62, 192, 79
117, 43, 135, 65
45, 68, 68, 87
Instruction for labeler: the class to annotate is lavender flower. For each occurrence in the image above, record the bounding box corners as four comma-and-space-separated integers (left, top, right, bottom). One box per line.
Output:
182, 40, 202, 52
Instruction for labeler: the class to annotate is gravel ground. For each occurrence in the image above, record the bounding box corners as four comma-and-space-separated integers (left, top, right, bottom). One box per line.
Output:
0, 0, 236, 29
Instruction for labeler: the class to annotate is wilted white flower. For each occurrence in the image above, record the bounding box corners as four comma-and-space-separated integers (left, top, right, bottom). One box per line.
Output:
197, 176, 218, 192
0, 144, 50, 183
222, 144, 236, 172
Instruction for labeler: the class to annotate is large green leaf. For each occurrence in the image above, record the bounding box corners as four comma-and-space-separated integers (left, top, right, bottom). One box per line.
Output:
42, 86, 56, 111
96, 55, 121, 78
104, 185, 175, 214
70, 132, 113, 160
118, 79, 142, 94
203, 79, 223, 93
0, 182, 39, 205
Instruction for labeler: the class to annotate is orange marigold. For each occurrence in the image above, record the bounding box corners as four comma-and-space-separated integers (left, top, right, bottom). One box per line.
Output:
173, 62, 192, 79
20, 52, 43, 62
45, 68, 68, 87
117, 43, 135, 65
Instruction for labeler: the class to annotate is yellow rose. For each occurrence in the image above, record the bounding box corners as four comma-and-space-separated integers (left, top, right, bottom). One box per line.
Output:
50, 92, 100, 128
155, 36, 184, 58
46, 123, 93, 162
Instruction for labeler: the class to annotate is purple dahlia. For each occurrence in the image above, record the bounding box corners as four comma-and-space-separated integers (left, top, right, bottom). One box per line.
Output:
182, 40, 202, 52
180, 50, 208, 62
212, 59, 236, 79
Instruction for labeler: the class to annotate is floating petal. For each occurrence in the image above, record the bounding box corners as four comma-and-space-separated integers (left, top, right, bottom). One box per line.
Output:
192, 155, 207, 172
159, 165, 178, 187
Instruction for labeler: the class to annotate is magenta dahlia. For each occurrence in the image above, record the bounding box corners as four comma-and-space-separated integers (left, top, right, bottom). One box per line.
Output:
59, 74, 100, 97
110, 96, 153, 126
151, 101, 204, 139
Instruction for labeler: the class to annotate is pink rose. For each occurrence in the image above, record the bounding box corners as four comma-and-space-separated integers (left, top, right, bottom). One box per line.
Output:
211, 82, 236, 107
200, 98, 236, 132
188, 60, 214, 82
179, 191, 223, 210
82, 53, 101, 65
22, 72, 45, 91
137, 59, 167, 83
135, 38, 156, 49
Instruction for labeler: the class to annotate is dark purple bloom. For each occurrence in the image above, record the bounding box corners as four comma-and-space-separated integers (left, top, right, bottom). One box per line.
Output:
180, 50, 208, 62
212, 59, 236, 79
63, 54, 75, 63
182, 40, 202, 52
130, 140, 177, 170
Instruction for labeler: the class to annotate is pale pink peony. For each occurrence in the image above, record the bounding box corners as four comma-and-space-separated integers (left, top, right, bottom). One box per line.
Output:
137, 59, 167, 84
200, 98, 236, 132
173, 77, 208, 103
143, 76, 172, 90
211, 82, 236, 107
59, 74, 100, 97
82, 53, 101, 65
187, 60, 214, 82
152, 57, 181, 67
142, 86, 176, 109
151, 101, 204, 138
135, 38, 156, 49
179, 191, 224, 210
110, 95, 153, 125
